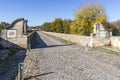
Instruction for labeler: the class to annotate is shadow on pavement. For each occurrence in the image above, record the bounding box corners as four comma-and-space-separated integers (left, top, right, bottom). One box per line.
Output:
0, 38, 27, 80
31, 32, 47, 49
24, 72, 54, 80
32, 32, 67, 49
47, 44, 67, 48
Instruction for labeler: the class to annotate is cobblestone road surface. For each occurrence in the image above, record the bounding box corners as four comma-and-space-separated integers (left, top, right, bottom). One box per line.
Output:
23, 31, 120, 80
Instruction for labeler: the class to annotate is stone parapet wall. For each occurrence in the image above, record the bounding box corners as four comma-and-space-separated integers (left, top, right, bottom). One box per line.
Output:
0, 35, 28, 49
0, 31, 36, 49
0, 18, 30, 49
27, 31, 36, 48
43, 31, 90, 46
0, 32, 36, 49
42, 31, 112, 48
110, 37, 120, 49
90, 38, 111, 47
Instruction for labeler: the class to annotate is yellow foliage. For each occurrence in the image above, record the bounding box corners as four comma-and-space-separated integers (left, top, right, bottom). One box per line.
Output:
71, 4, 107, 35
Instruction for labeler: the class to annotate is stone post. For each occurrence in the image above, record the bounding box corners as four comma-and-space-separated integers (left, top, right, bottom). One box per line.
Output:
23, 20, 27, 34
18, 63, 24, 80
89, 33, 94, 47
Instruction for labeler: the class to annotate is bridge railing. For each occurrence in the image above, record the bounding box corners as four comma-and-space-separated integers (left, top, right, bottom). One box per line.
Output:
27, 31, 36, 51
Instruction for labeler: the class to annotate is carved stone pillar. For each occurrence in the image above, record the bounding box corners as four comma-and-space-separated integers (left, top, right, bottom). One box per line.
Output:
23, 20, 28, 34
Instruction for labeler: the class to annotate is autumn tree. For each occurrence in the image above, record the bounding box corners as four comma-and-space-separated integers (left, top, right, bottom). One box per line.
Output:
63, 19, 72, 34
0, 22, 9, 32
41, 22, 51, 31
71, 4, 107, 36
112, 20, 120, 35
70, 20, 79, 34
104, 22, 119, 36
50, 18, 64, 33
41, 18, 73, 33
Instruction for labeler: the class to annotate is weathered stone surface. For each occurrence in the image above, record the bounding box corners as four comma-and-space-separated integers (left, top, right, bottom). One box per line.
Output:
0, 50, 10, 60
0, 50, 26, 80
110, 37, 120, 50
42, 31, 111, 47
94, 22, 105, 35
43, 31, 120, 50
92, 37, 111, 47
23, 32, 120, 80
93, 22, 111, 38
43, 31, 90, 46
0, 18, 29, 49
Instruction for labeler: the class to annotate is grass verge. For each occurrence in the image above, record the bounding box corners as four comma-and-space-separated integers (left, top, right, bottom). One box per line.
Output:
43, 33, 76, 45
91, 47, 120, 55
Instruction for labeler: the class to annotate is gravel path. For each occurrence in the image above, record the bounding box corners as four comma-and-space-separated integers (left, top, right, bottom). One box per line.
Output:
23, 31, 120, 80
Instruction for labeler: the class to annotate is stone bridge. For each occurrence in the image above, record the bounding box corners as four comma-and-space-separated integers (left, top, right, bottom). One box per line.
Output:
23, 31, 120, 80
0, 30, 120, 80
0, 18, 120, 80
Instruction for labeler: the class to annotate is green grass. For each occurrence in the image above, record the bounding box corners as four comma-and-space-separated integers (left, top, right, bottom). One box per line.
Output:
59, 38, 76, 45
43, 33, 76, 45
102, 48, 120, 55
91, 47, 120, 55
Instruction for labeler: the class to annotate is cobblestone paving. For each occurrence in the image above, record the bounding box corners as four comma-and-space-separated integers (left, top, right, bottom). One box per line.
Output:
23, 32, 120, 80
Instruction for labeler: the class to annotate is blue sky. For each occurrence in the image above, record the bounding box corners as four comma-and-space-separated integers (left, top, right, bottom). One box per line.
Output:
0, 0, 120, 26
